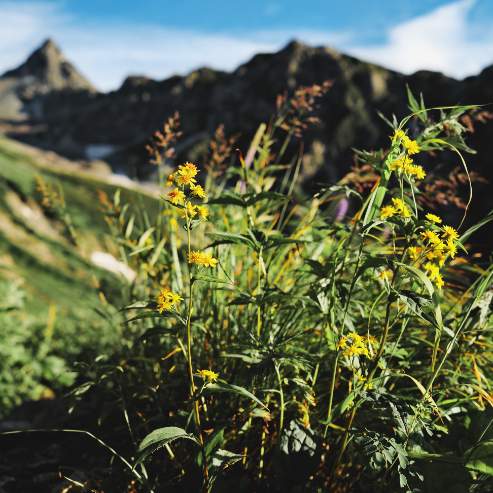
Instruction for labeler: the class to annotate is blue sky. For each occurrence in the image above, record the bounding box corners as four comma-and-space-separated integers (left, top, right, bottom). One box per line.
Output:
1, 0, 493, 90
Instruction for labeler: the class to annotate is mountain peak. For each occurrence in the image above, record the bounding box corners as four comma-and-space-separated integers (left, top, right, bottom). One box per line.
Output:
2, 38, 95, 92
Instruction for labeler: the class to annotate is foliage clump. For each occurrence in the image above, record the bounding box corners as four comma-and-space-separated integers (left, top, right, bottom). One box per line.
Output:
3, 87, 493, 493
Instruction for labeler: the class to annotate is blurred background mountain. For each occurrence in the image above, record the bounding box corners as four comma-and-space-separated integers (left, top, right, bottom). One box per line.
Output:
1, 35, 492, 244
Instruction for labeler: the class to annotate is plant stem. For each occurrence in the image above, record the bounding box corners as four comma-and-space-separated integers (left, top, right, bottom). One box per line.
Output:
184, 216, 208, 489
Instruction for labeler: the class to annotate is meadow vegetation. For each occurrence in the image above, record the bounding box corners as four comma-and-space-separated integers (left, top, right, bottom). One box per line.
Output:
1, 87, 493, 493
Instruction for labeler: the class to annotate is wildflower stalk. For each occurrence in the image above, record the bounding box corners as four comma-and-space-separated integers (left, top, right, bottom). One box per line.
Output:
324, 232, 364, 437
184, 212, 209, 487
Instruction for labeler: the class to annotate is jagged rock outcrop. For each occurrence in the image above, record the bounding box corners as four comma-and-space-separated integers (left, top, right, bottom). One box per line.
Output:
0, 38, 95, 121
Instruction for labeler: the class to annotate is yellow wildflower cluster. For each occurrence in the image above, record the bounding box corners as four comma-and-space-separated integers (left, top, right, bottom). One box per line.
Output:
188, 250, 218, 268
338, 332, 377, 358
378, 269, 393, 282
388, 156, 426, 180
197, 369, 219, 383
393, 129, 420, 155
380, 197, 412, 219
157, 287, 183, 313
166, 162, 209, 220
407, 214, 460, 289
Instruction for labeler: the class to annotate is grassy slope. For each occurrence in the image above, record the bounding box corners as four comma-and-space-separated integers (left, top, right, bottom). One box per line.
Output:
0, 135, 158, 319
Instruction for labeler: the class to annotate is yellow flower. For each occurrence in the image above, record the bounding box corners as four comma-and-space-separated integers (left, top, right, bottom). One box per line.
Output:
157, 287, 183, 313
178, 162, 199, 178
381, 205, 396, 219
393, 129, 406, 142
188, 250, 218, 268
175, 162, 199, 186
190, 183, 207, 200
175, 173, 197, 187
378, 269, 393, 282
434, 272, 444, 289
442, 225, 459, 241
420, 230, 441, 246
188, 250, 203, 264
166, 173, 175, 186
388, 156, 413, 172
182, 201, 197, 219
402, 135, 420, 155
337, 336, 348, 350
196, 205, 209, 221
408, 246, 422, 260
168, 188, 185, 205
424, 262, 440, 282
199, 252, 218, 268
391, 197, 411, 218
406, 164, 426, 180
445, 240, 457, 259
426, 213, 442, 224
340, 332, 372, 358
197, 369, 219, 383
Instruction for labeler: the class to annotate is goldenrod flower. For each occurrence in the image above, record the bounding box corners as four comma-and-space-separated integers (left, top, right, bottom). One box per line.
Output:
197, 369, 219, 383
178, 162, 199, 178
157, 287, 183, 313
196, 205, 209, 221
381, 205, 396, 219
199, 252, 218, 268
434, 272, 444, 289
168, 188, 185, 205
392, 129, 405, 142
421, 230, 441, 246
388, 156, 412, 171
442, 225, 459, 241
188, 250, 218, 268
175, 173, 197, 187
426, 213, 442, 224
378, 269, 393, 282
402, 135, 420, 155
391, 197, 411, 218
338, 332, 373, 358
166, 173, 175, 186
175, 162, 199, 186
182, 201, 197, 219
190, 183, 207, 199
407, 164, 426, 180
424, 262, 441, 283
445, 240, 457, 258
408, 246, 422, 260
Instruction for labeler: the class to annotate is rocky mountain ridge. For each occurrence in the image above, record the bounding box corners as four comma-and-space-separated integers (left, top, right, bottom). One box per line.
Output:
1, 39, 493, 241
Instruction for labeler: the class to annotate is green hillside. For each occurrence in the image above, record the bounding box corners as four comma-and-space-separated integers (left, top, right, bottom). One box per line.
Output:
0, 136, 157, 316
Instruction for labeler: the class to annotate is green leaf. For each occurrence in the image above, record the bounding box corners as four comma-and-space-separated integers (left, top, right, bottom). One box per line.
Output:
205, 382, 268, 409
245, 191, 287, 206
136, 426, 199, 464
466, 440, 493, 476
194, 275, 232, 285
137, 227, 155, 248
125, 215, 135, 239
208, 191, 247, 207
459, 209, 493, 243
396, 262, 434, 298
149, 237, 166, 267
208, 232, 259, 250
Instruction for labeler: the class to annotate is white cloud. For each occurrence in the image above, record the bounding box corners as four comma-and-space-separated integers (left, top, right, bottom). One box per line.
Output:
0, 0, 492, 91
0, 1, 346, 91
349, 0, 493, 78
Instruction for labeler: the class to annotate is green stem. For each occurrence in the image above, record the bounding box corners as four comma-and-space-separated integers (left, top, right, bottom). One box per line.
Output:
274, 362, 285, 433
184, 215, 208, 489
